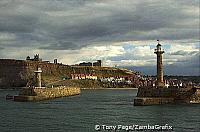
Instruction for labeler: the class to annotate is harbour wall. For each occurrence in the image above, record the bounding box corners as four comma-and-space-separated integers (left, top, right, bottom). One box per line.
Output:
14, 86, 80, 101
190, 88, 200, 103
134, 97, 174, 106
134, 87, 200, 105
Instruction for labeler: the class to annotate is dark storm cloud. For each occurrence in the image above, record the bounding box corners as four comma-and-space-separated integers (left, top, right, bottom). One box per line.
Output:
0, 15, 38, 33
0, 0, 198, 50
169, 50, 199, 56
39, 41, 87, 50
164, 53, 200, 75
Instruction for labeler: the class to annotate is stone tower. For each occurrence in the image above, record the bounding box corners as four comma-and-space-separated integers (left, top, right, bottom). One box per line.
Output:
154, 40, 164, 87
34, 67, 42, 88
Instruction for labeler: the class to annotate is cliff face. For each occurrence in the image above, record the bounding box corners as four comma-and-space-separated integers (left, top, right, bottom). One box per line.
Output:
0, 59, 135, 88
0, 59, 27, 87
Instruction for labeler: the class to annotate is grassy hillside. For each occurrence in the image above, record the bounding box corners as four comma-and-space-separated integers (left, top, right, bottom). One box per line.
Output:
40, 66, 136, 88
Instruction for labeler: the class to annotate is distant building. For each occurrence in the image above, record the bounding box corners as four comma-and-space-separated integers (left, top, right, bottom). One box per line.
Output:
78, 60, 101, 67
26, 56, 30, 60
93, 60, 101, 66
100, 75, 133, 84
79, 62, 92, 66
54, 59, 58, 64
71, 74, 98, 80
26, 54, 42, 61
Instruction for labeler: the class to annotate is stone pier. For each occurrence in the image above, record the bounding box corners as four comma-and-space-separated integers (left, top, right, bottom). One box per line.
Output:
14, 86, 80, 101
13, 67, 80, 102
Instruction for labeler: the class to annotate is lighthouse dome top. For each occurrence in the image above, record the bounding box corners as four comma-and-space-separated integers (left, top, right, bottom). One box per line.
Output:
154, 40, 164, 53
156, 39, 161, 46
157, 43, 161, 46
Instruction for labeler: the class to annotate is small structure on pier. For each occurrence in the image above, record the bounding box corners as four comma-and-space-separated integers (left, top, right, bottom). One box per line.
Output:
34, 67, 42, 88
12, 67, 80, 102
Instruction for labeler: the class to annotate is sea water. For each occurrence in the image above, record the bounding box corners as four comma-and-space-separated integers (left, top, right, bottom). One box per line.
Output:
0, 89, 199, 132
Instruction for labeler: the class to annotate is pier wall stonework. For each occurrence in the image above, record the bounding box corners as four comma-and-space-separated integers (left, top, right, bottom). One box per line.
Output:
190, 89, 200, 103
135, 86, 200, 105
134, 97, 174, 106
136, 86, 179, 98
19, 87, 80, 97
15, 87, 80, 101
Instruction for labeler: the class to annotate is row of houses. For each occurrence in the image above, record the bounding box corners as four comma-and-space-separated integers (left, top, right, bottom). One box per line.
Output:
71, 74, 98, 80
70, 73, 199, 88
139, 76, 198, 88
100, 76, 133, 84
70, 73, 135, 85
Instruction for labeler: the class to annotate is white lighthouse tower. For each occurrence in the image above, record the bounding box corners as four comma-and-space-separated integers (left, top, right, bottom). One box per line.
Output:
154, 40, 165, 87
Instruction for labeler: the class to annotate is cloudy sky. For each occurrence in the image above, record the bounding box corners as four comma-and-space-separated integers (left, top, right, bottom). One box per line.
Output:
0, 0, 199, 75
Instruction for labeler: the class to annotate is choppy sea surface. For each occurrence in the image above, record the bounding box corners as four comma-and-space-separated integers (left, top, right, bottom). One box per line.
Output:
0, 89, 199, 132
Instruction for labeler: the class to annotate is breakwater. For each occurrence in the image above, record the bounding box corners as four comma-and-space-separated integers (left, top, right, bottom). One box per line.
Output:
134, 97, 174, 106
14, 86, 80, 101
134, 86, 200, 105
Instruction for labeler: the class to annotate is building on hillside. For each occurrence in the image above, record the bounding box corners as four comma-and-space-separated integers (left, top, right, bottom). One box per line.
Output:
79, 62, 92, 66
54, 59, 58, 64
93, 60, 101, 66
26, 55, 61, 64
78, 60, 101, 67
100, 75, 134, 84
71, 74, 98, 80
26, 54, 42, 61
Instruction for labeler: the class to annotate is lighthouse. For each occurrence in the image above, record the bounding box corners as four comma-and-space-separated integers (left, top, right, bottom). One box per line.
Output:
154, 40, 164, 87
34, 67, 42, 88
